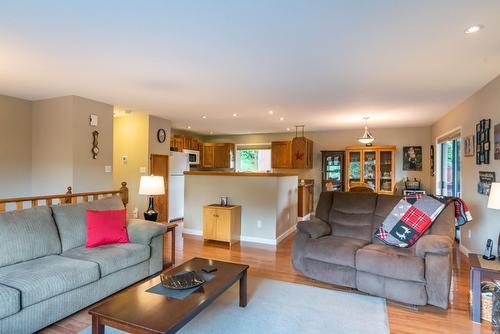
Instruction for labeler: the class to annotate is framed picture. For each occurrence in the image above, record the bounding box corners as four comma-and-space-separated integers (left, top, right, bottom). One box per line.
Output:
430, 145, 435, 176
476, 118, 491, 165
463, 135, 474, 157
478, 171, 496, 196
495, 123, 500, 160
403, 146, 422, 171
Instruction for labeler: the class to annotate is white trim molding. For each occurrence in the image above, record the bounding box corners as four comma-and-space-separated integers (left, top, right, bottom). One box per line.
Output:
459, 242, 471, 255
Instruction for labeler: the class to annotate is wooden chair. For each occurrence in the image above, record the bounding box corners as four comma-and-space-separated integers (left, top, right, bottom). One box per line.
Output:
349, 182, 374, 193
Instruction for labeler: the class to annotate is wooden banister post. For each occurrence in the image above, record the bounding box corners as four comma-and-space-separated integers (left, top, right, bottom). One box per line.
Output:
65, 186, 73, 204
120, 182, 129, 207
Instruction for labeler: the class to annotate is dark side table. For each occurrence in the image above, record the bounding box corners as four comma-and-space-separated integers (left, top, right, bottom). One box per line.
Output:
469, 253, 500, 323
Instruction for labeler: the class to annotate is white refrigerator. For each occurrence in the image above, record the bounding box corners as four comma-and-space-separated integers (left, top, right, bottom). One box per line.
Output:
168, 151, 189, 221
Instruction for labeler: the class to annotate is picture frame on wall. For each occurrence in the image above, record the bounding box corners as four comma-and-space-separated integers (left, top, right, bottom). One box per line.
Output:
495, 123, 500, 160
403, 146, 423, 171
476, 118, 491, 165
478, 171, 496, 196
463, 135, 474, 157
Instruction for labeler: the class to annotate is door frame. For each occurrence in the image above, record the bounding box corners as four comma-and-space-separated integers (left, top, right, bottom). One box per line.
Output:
150, 154, 169, 222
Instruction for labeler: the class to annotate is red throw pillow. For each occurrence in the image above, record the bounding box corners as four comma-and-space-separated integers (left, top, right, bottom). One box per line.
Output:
86, 209, 129, 248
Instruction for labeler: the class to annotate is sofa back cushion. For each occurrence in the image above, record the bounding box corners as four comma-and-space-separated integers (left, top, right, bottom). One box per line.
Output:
429, 203, 455, 239
329, 192, 378, 242
315, 191, 334, 222
372, 194, 403, 244
0, 206, 61, 267
51, 196, 125, 252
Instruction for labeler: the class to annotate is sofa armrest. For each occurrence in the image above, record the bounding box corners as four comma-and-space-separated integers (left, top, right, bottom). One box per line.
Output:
296, 218, 331, 239
126, 219, 168, 245
415, 235, 453, 258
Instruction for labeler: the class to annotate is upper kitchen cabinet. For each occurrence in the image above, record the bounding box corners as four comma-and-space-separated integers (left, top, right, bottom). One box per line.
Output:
202, 143, 235, 168
271, 141, 292, 169
271, 137, 313, 169
170, 134, 201, 151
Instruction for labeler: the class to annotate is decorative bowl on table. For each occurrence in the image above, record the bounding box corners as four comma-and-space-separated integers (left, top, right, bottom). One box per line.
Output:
160, 270, 206, 290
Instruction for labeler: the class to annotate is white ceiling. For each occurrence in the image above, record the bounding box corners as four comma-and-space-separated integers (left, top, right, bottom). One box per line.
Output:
1, 1, 499, 135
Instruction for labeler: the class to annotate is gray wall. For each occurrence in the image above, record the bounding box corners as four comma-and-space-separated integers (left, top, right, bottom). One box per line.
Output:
206, 126, 432, 207
432, 75, 500, 255
0, 95, 32, 197
149, 115, 172, 156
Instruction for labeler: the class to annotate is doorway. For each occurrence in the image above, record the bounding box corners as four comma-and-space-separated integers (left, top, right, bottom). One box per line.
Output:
437, 135, 461, 198
150, 154, 169, 222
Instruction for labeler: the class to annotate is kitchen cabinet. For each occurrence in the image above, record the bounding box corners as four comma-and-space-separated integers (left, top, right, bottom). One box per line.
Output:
321, 151, 345, 192
345, 146, 396, 194
170, 135, 200, 151
202, 143, 235, 168
271, 141, 292, 168
203, 204, 241, 245
272, 138, 313, 169
298, 179, 314, 217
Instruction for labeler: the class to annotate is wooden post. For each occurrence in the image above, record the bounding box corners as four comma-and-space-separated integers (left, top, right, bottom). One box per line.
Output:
120, 182, 129, 207
65, 186, 73, 204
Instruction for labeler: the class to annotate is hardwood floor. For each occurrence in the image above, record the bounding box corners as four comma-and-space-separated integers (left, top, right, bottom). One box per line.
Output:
40, 224, 490, 334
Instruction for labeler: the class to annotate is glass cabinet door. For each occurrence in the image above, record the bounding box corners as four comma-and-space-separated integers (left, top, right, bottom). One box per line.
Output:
324, 153, 343, 191
363, 151, 376, 190
348, 151, 361, 188
379, 150, 393, 192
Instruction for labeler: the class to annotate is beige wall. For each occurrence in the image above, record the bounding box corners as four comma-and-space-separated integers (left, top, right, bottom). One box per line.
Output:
206, 126, 432, 206
432, 75, 500, 254
31, 96, 74, 195
31, 96, 114, 195
0, 95, 32, 197
113, 113, 150, 217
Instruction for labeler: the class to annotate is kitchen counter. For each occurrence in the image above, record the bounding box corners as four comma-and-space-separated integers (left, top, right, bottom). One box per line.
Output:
184, 171, 298, 177
183, 172, 298, 245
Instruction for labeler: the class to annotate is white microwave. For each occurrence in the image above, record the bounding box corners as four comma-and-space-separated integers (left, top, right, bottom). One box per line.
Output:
183, 149, 200, 165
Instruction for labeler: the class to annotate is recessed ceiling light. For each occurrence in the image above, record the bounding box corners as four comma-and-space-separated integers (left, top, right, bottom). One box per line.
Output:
209, 131, 214, 135
286, 127, 291, 131
202, 115, 207, 119
187, 125, 191, 129
280, 117, 285, 121
465, 25, 484, 34
268, 110, 274, 115
233, 113, 238, 117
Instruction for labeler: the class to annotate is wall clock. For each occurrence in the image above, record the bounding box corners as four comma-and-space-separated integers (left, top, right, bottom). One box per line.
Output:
92, 131, 99, 159
157, 128, 166, 143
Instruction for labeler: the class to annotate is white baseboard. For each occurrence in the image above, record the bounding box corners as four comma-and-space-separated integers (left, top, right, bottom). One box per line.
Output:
182, 226, 296, 246
459, 243, 471, 255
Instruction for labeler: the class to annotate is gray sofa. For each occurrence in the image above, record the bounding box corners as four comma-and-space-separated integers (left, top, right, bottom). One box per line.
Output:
292, 191, 455, 309
0, 197, 167, 334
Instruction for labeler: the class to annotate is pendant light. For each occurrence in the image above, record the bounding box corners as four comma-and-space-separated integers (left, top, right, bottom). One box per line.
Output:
357, 117, 375, 144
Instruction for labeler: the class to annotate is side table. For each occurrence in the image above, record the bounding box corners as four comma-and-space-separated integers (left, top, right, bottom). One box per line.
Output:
469, 253, 500, 323
160, 222, 178, 269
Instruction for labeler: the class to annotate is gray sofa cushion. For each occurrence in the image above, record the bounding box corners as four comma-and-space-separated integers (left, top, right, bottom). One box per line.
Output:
0, 255, 99, 307
0, 206, 61, 267
296, 218, 331, 239
126, 219, 168, 245
0, 284, 20, 320
315, 191, 334, 222
51, 197, 125, 252
62, 243, 150, 277
329, 192, 378, 242
305, 236, 368, 268
356, 244, 425, 283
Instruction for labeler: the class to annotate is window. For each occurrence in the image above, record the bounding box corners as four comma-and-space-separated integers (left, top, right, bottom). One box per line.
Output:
436, 130, 461, 197
236, 144, 271, 172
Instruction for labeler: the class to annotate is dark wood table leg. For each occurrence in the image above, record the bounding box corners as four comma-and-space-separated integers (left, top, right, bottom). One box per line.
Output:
471, 268, 481, 323
92, 315, 105, 334
171, 226, 176, 266
239, 269, 247, 307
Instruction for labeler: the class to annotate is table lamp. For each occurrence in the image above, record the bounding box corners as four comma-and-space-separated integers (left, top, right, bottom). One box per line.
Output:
487, 183, 500, 257
139, 175, 165, 222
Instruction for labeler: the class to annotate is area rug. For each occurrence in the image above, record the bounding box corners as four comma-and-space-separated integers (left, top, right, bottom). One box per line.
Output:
79, 278, 389, 334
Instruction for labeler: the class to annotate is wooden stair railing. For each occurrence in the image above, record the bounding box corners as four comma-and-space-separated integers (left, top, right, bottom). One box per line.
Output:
0, 182, 128, 213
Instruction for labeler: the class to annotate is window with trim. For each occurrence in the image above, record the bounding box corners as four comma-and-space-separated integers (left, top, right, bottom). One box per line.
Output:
236, 144, 271, 172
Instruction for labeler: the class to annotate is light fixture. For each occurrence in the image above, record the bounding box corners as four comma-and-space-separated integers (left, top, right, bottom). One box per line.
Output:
138, 175, 165, 222
202, 115, 207, 119
232, 113, 238, 117
357, 117, 375, 144
209, 131, 214, 135
187, 125, 191, 129
268, 110, 274, 115
286, 127, 291, 131
465, 25, 483, 34
280, 117, 285, 121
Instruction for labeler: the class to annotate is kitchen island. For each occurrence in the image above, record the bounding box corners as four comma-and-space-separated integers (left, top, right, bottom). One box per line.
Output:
183, 171, 298, 245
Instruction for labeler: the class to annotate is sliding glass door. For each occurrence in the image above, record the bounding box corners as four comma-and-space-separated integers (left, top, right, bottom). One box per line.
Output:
439, 137, 461, 197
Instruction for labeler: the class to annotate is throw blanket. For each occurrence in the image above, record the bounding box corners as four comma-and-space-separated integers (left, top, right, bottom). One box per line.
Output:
375, 195, 472, 248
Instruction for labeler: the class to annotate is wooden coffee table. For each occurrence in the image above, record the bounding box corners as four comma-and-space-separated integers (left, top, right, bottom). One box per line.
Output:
89, 257, 249, 334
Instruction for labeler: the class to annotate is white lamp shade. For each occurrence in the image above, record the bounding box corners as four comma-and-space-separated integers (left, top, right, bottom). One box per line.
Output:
488, 182, 500, 210
139, 176, 165, 195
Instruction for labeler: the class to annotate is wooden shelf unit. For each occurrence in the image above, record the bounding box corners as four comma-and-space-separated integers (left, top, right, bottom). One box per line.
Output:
344, 145, 396, 194
203, 204, 241, 245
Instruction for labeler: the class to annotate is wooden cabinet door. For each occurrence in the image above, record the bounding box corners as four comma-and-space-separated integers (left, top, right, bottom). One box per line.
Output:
203, 207, 218, 240
215, 209, 231, 241
150, 154, 169, 222
202, 144, 215, 168
214, 144, 229, 168
271, 141, 292, 168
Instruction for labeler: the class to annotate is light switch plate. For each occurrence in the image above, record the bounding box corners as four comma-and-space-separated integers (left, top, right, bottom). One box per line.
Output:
89, 114, 98, 127
104, 165, 112, 173
139, 167, 147, 174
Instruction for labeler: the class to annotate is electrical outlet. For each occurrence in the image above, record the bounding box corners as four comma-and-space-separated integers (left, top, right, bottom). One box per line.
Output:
257, 220, 262, 229
468, 230, 472, 238
133, 208, 139, 219
139, 167, 147, 174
